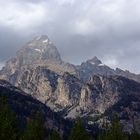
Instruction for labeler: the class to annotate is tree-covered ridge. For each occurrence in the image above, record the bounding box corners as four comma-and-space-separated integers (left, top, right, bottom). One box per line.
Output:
0, 93, 139, 140
0, 82, 140, 140
0, 93, 62, 140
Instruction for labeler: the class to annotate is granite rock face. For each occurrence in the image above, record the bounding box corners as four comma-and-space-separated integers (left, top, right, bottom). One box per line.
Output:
0, 35, 77, 80
0, 79, 69, 132
0, 35, 79, 114
77, 56, 140, 83
0, 35, 140, 122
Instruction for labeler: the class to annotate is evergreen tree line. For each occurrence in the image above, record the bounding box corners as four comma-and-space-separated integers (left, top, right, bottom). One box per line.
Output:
0, 95, 139, 140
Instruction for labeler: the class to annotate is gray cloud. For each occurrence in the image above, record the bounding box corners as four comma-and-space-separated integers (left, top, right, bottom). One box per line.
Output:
0, 0, 140, 73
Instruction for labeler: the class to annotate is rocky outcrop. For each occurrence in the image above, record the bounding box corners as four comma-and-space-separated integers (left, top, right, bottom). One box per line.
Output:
0, 79, 69, 132
77, 57, 115, 82
0, 35, 140, 121
0, 35, 77, 80
77, 57, 140, 83
17, 35, 62, 64
116, 68, 140, 82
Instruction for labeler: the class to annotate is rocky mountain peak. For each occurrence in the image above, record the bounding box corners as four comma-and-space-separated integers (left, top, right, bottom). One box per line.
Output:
29, 35, 52, 45
87, 56, 102, 65
16, 35, 62, 65
0, 35, 78, 84
1, 35, 140, 132
33, 35, 49, 41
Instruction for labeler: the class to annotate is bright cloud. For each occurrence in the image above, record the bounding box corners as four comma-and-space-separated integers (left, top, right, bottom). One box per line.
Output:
0, 0, 140, 73
0, 1, 47, 30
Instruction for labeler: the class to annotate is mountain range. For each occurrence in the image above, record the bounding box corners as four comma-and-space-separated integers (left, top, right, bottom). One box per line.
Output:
0, 35, 140, 133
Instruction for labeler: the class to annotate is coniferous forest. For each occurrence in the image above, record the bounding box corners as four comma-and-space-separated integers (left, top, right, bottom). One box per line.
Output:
0, 93, 139, 140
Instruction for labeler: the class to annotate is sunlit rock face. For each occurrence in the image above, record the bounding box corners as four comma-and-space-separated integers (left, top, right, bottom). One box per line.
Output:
0, 35, 77, 80
0, 35, 140, 123
77, 56, 140, 83
17, 35, 62, 65
0, 35, 79, 113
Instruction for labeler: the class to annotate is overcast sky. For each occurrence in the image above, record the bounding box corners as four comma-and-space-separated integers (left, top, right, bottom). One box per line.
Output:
0, 0, 140, 73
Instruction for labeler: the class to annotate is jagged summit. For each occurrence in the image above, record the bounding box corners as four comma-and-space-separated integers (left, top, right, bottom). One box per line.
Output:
86, 56, 102, 65
16, 35, 61, 65
33, 35, 49, 40
17, 35, 61, 64
28, 35, 52, 45
0, 35, 77, 82
1, 34, 140, 131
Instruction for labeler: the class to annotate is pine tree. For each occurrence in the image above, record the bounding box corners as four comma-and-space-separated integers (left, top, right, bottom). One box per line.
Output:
0, 94, 19, 140
68, 118, 90, 140
98, 113, 128, 140
48, 130, 62, 140
22, 111, 45, 140
109, 113, 128, 140
131, 119, 140, 140
131, 129, 140, 140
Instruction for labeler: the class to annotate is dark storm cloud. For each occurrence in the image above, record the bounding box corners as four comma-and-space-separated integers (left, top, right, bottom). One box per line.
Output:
0, 0, 140, 73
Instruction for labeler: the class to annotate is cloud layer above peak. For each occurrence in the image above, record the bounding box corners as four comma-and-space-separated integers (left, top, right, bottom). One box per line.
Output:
0, 0, 140, 73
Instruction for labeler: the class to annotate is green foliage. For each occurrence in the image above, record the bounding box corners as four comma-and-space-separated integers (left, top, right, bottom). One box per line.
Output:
131, 119, 140, 140
0, 94, 19, 140
109, 113, 124, 140
48, 130, 62, 140
131, 130, 140, 140
22, 111, 45, 140
1, 92, 140, 140
97, 113, 129, 140
68, 118, 90, 140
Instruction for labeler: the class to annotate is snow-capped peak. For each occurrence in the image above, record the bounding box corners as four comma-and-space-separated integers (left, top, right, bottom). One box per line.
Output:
87, 56, 102, 65
43, 39, 49, 43
33, 35, 49, 41
34, 48, 42, 53
98, 63, 105, 66
91, 62, 95, 65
